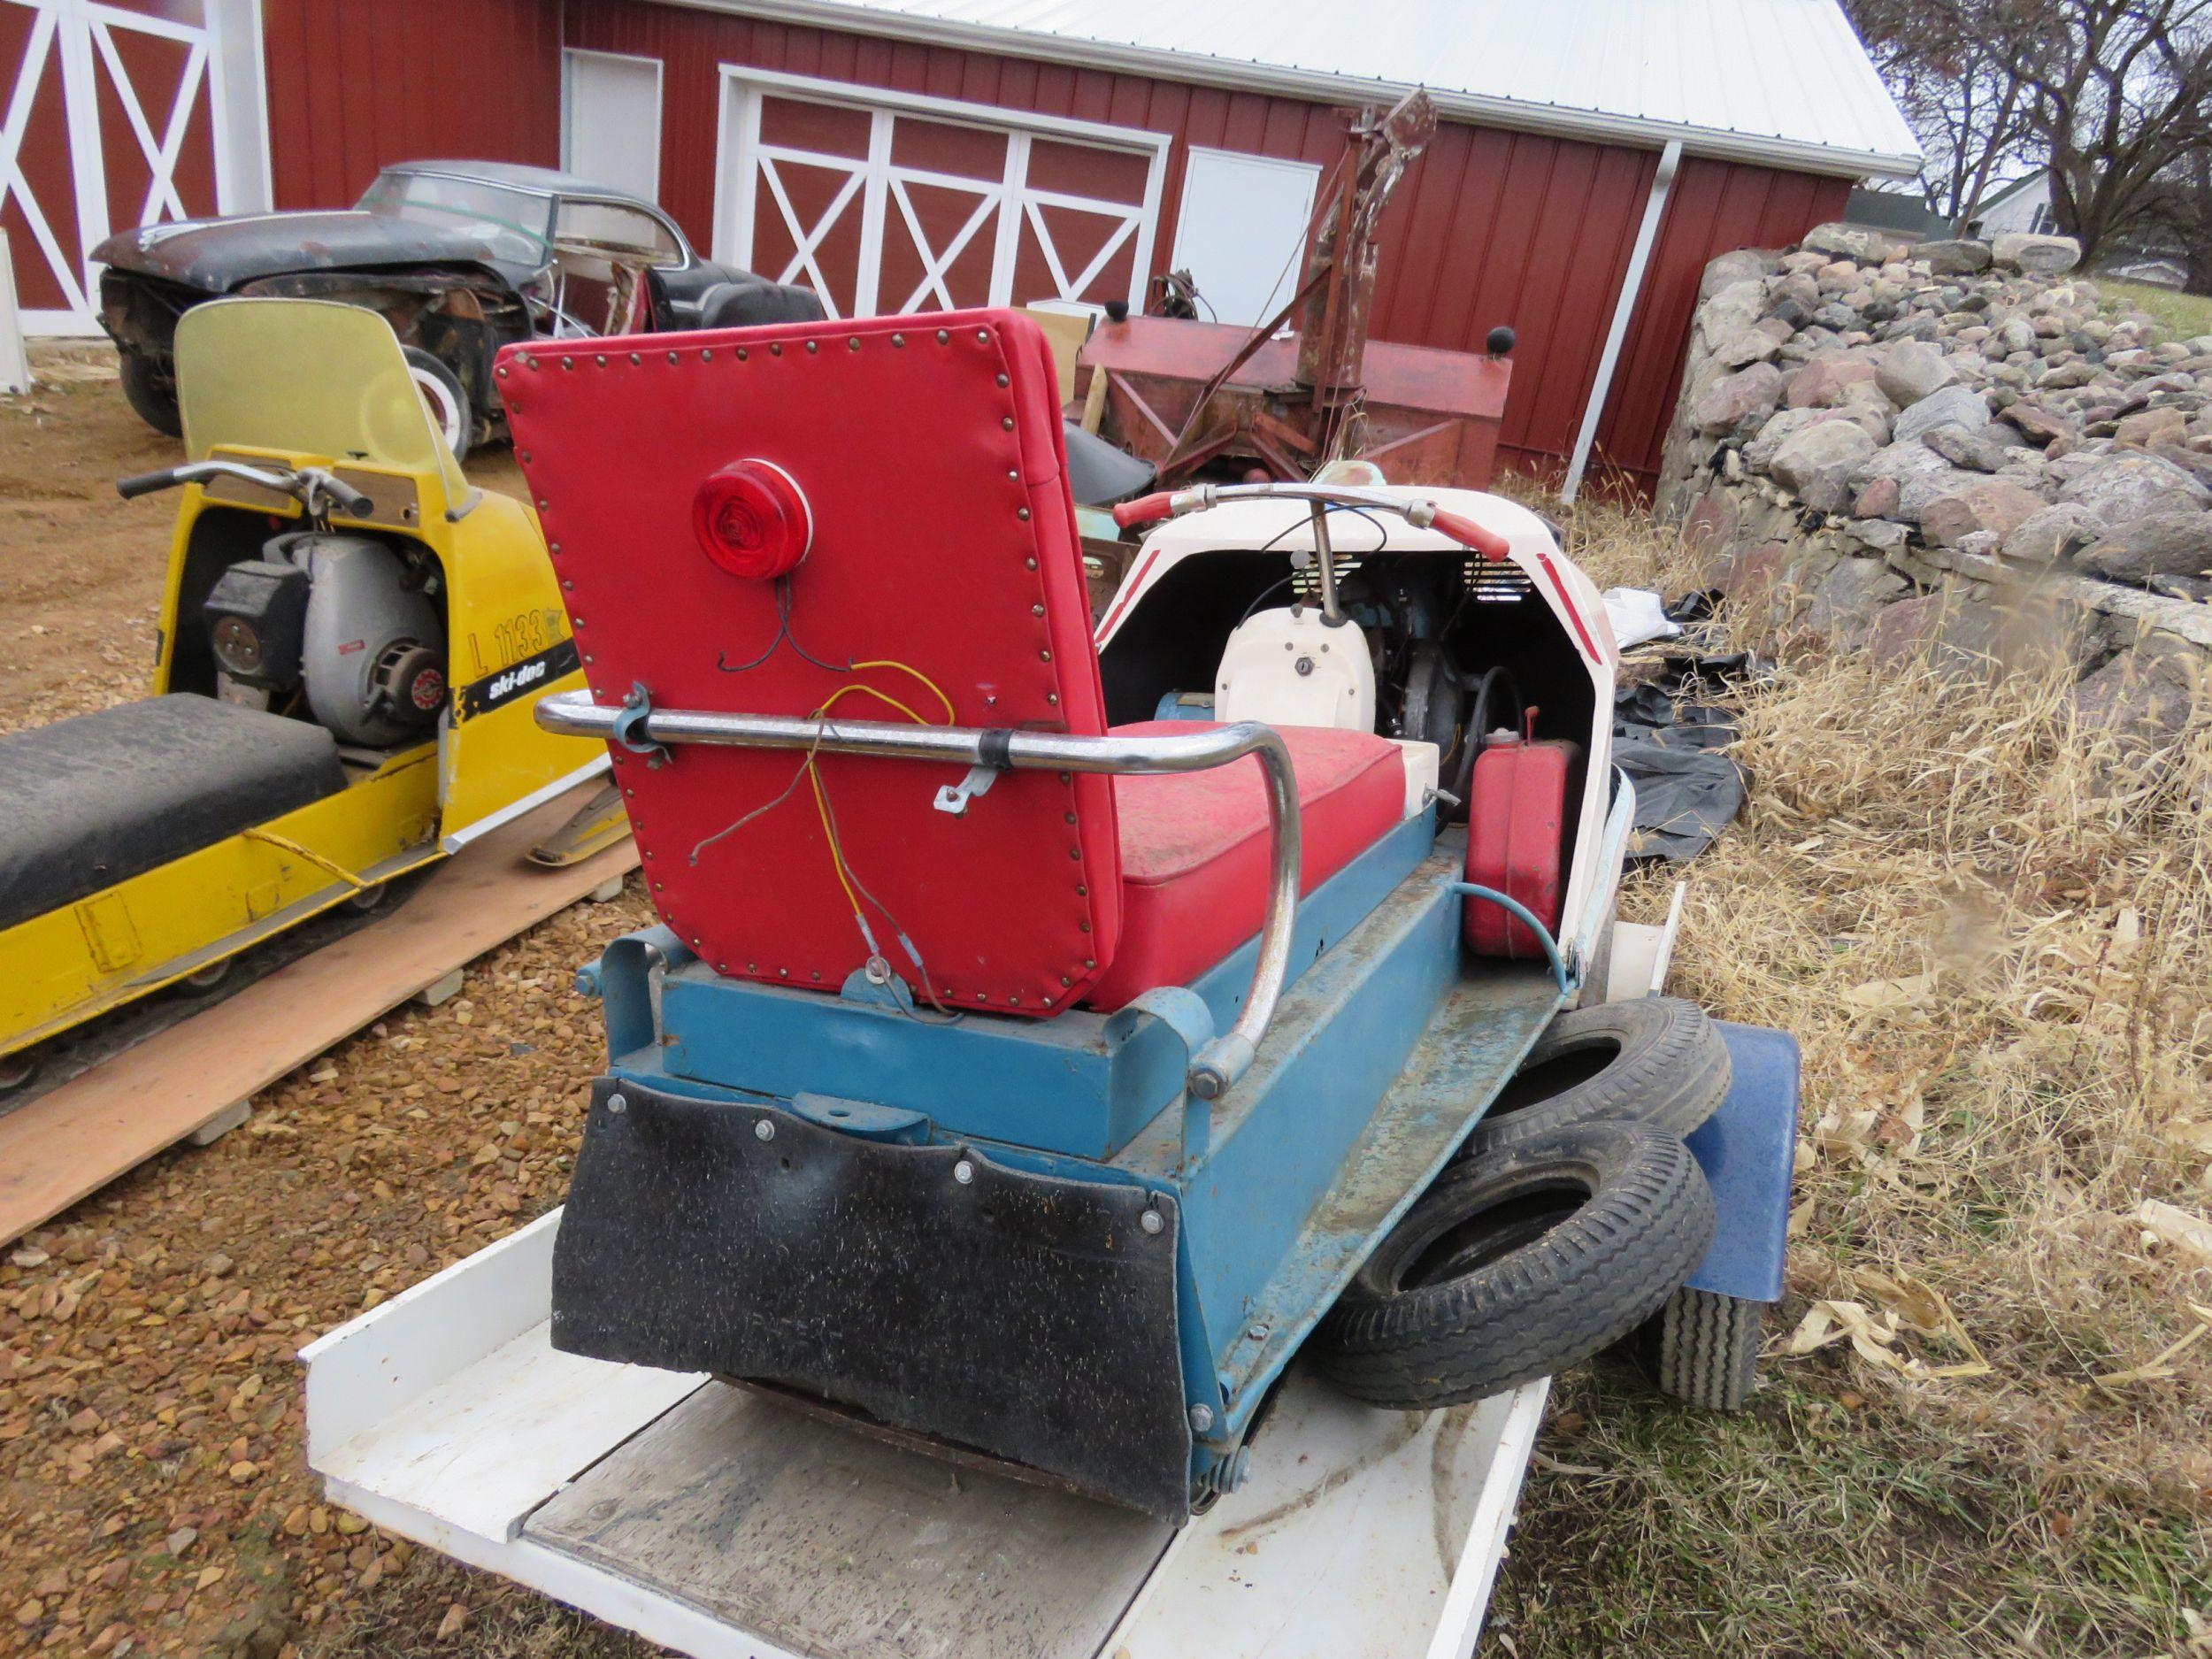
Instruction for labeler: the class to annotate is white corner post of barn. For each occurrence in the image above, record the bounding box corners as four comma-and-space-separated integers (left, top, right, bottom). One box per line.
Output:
0, 231, 27, 395
204, 0, 273, 214
1560, 138, 1681, 505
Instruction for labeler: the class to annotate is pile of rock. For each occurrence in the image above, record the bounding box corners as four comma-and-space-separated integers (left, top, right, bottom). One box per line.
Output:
1656, 223, 2210, 739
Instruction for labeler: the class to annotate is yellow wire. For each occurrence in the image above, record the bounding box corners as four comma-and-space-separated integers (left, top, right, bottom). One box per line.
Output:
850, 657, 956, 723
795, 657, 958, 941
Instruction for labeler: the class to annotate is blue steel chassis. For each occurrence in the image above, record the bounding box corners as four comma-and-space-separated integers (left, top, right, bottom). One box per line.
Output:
565, 780, 1799, 1515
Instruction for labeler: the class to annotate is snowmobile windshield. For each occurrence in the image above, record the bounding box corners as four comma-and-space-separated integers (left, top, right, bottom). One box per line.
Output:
174, 297, 472, 506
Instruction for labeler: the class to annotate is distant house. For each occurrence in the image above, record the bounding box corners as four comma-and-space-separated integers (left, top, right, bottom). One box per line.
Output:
1973, 171, 2059, 237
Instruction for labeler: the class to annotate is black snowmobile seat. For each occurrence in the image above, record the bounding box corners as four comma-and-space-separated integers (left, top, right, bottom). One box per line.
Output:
0, 695, 349, 933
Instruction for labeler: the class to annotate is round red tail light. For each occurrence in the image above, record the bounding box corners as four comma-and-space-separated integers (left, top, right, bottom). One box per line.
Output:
692, 459, 812, 581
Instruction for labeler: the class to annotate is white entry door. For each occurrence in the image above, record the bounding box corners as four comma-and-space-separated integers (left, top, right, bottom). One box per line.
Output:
1169, 149, 1320, 329
563, 48, 663, 202
717, 69, 1169, 321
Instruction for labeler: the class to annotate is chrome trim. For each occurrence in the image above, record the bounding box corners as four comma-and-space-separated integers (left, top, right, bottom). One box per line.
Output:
438, 751, 611, 855
536, 689, 1300, 1100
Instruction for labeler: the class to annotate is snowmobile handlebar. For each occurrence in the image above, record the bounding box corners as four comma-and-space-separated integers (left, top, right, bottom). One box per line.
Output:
1111, 482, 1513, 559
116, 460, 375, 519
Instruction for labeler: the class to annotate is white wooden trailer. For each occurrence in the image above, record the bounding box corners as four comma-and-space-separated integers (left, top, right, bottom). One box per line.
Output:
297, 910, 1683, 1659
300, 1206, 1546, 1659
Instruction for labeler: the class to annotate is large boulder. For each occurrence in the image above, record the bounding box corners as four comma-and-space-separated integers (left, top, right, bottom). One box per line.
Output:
1993, 232, 2082, 275
1770, 420, 1880, 512
1694, 361, 1785, 434
2001, 502, 2102, 564
2051, 449, 2212, 524
1786, 349, 1881, 409
1802, 222, 1891, 264
1877, 340, 1958, 407
1850, 440, 1975, 525
2073, 512, 2212, 586
1805, 556, 1910, 644
2069, 649, 2197, 751
1924, 423, 2013, 472
1700, 247, 1777, 301
1716, 326, 1784, 368
2113, 404, 2189, 449
1915, 238, 1993, 275
1921, 479, 2050, 548
2001, 402, 2073, 447
1895, 383, 1993, 445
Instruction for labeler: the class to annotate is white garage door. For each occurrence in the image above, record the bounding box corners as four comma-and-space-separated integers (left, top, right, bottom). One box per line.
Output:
716, 69, 1169, 321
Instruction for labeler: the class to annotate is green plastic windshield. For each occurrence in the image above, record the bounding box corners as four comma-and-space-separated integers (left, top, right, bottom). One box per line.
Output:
175, 297, 472, 504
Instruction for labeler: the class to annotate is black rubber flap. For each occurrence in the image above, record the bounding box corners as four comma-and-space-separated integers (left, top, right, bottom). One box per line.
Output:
0, 695, 348, 931
552, 1079, 1194, 1519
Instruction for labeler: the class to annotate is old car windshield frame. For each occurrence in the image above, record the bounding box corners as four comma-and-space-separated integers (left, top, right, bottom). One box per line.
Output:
357, 168, 556, 265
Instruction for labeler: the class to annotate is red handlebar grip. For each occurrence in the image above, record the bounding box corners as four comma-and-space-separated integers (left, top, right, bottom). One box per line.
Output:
1428, 510, 1512, 559
1112, 491, 1177, 529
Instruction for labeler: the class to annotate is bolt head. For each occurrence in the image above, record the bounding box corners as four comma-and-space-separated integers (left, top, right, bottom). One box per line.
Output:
1247, 1325, 1268, 1341
1140, 1209, 1165, 1235
954, 1159, 976, 1185
754, 1119, 775, 1141
606, 1092, 627, 1115
1188, 1402, 1215, 1432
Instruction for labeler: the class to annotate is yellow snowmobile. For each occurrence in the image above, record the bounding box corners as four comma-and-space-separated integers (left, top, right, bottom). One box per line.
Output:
0, 298, 618, 1094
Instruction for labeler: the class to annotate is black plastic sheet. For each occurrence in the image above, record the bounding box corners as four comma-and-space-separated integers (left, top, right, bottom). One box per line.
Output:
1613, 649, 1757, 863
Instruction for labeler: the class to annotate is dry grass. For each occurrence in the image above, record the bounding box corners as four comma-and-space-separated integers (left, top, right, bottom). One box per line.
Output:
1487, 501, 2212, 1656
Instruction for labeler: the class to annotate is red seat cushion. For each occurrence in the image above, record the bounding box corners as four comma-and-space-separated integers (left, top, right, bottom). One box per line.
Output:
1085, 723, 1408, 1012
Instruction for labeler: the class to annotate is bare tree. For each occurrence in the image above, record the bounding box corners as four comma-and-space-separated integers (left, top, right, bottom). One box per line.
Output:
1846, 0, 2034, 227
2141, 149, 2212, 292
1993, 0, 2212, 261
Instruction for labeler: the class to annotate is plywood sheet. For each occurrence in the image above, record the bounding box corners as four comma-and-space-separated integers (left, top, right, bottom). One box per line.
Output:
527, 1385, 1172, 1659
0, 786, 635, 1245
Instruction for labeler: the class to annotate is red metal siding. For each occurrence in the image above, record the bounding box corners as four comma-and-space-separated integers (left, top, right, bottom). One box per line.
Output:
565, 2, 1847, 484
261, 0, 561, 209
1593, 158, 1853, 488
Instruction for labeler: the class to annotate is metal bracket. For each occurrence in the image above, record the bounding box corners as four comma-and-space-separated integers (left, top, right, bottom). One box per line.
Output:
611, 682, 671, 768
932, 763, 1001, 817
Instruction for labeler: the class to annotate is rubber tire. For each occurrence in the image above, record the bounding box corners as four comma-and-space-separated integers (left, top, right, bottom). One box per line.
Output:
1465, 995, 1731, 1156
1655, 1286, 1763, 1411
403, 347, 471, 463
119, 349, 182, 438
0, 1045, 42, 1099
175, 958, 234, 996
1314, 1121, 1717, 1409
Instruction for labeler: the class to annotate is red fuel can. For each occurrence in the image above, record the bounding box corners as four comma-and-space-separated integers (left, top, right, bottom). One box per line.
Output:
1463, 734, 1584, 960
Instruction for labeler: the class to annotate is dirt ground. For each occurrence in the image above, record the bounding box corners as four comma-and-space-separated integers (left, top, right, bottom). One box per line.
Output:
0, 354, 649, 1658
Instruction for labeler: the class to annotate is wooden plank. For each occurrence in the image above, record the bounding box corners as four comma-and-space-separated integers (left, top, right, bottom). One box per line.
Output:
0, 785, 636, 1246
527, 1385, 1173, 1659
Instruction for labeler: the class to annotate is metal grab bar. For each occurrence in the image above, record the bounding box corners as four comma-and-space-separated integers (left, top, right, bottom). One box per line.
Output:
536, 689, 1301, 1100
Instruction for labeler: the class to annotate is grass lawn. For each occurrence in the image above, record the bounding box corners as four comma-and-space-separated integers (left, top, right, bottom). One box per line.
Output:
2099, 276, 2212, 341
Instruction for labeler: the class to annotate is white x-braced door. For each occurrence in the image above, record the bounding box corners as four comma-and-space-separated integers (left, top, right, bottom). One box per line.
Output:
0, 0, 235, 333
718, 70, 1168, 322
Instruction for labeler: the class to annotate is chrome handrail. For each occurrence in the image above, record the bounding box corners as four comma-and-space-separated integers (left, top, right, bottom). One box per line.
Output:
537, 689, 1300, 1100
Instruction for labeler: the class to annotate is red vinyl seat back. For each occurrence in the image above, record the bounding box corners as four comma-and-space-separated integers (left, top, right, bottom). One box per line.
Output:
501, 310, 1121, 1015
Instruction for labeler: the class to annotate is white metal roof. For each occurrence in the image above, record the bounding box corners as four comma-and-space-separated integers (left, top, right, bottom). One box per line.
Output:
684, 0, 1923, 177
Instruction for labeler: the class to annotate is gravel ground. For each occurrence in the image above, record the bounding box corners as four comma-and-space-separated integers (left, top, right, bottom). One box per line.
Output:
0, 357, 653, 1658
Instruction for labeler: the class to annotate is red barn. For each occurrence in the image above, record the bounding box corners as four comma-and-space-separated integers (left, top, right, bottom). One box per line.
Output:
2, 0, 1917, 489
